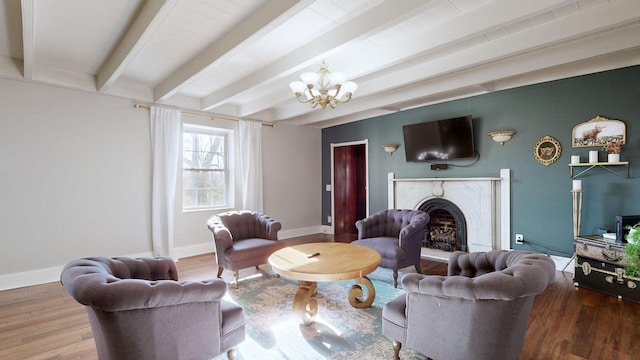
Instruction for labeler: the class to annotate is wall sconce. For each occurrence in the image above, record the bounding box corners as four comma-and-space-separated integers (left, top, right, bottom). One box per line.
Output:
488, 130, 516, 146
382, 144, 400, 155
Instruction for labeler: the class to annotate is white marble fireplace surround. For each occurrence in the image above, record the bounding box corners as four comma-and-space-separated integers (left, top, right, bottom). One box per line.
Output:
388, 169, 511, 260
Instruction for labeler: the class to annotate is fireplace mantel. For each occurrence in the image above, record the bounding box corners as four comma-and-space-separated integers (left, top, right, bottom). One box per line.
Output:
387, 169, 511, 257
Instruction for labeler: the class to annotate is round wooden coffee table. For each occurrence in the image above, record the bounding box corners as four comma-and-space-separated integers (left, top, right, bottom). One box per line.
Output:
268, 242, 381, 325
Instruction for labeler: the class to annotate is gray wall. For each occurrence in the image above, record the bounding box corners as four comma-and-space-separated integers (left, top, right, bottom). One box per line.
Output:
322, 65, 640, 257
0, 77, 321, 288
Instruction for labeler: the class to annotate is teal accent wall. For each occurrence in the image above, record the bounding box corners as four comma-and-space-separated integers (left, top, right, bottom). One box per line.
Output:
322, 65, 640, 257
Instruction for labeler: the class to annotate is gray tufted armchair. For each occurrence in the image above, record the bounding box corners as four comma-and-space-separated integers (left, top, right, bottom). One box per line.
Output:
60, 256, 245, 360
207, 210, 283, 287
352, 209, 430, 287
382, 250, 556, 360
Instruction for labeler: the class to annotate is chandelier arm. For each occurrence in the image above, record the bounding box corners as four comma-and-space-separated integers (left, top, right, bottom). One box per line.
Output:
294, 92, 311, 104
305, 85, 315, 98
331, 92, 353, 104
341, 93, 353, 102
310, 92, 320, 108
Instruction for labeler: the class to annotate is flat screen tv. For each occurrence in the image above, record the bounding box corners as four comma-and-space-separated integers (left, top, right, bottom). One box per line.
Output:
402, 116, 475, 162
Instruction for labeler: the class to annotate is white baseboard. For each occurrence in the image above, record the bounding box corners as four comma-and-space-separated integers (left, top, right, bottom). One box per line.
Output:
0, 226, 325, 291
550, 254, 574, 273
0, 265, 66, 291
174, 242, 215, 260
278, 226, 324, 239
0, 250, 153, 291
321, 225, 334, 234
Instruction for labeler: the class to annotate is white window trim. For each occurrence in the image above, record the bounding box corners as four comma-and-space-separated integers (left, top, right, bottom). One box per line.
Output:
181, 123, 234, 212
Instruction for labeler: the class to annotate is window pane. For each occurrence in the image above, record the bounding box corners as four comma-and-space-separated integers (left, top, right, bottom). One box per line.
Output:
182, 126, 229, 210
183, 169, 227, 208
183, 132, 225, 170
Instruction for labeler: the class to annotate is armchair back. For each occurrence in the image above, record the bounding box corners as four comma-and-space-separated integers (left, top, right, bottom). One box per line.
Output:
208, 210, 281, 242
356, 209, 428, 242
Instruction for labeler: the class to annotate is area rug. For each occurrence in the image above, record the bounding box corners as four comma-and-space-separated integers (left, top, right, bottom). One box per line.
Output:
217, 268, 426, 360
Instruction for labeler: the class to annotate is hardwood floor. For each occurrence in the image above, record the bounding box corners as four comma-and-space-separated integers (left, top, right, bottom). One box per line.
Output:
1, 234, 639, 359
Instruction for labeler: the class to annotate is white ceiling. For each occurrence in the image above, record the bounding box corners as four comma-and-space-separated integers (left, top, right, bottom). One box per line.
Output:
2, 0, 639, 128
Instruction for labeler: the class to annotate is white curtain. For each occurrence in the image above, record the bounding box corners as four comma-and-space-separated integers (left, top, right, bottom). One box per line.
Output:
150, 106, 181, 258
239, 120, 263, 212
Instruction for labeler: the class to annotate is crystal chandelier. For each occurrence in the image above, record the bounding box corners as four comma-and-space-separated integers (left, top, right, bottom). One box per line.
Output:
289, 62, 357, 109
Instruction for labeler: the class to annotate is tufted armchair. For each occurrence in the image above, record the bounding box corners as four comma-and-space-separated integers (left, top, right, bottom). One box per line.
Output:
352, 209, 429, 287
60, 256, 245, 360
382, 250, 556, 360
207, 210, 283, 287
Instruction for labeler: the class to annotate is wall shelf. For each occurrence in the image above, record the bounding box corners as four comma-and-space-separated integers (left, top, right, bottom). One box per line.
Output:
568, 161, 629, 179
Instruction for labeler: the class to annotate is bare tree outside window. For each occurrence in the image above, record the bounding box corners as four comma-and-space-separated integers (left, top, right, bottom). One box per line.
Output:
183, 125, 231, 210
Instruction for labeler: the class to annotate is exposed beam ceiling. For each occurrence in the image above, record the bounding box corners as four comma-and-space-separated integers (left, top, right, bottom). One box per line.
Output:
1, 0, 638, 128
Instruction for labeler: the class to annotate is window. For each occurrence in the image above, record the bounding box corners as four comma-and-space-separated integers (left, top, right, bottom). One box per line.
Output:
182, 124, 233, 211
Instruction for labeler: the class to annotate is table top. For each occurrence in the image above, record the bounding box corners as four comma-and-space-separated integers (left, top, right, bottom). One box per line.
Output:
268, 242, 381, 282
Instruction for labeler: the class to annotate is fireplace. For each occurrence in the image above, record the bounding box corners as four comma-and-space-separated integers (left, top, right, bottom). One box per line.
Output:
419, 198, 467, 252
387, 169, 511, 260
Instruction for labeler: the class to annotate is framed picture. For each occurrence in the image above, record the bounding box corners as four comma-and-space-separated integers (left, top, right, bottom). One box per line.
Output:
572, 116, 626, 148
534, 135, 561, 166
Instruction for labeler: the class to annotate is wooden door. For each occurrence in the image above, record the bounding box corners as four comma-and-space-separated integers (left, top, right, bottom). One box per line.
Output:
333, 144, 367, 242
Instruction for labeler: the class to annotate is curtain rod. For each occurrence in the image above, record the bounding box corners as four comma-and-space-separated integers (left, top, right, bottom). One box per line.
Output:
134, 104, 274, 127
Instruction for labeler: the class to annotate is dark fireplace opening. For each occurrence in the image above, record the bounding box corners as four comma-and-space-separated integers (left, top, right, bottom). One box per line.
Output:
418, 199, 467, 252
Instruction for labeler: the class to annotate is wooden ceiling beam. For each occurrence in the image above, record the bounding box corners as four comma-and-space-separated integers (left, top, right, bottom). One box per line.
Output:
153, 0, 305, 102
96, 0, 178, 93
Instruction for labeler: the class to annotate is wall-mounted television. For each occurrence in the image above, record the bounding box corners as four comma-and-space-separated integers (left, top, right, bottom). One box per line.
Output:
402, 115, 475, 162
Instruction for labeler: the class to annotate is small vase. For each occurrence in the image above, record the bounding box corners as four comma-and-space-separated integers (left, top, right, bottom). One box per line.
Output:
608, 153, 620, 163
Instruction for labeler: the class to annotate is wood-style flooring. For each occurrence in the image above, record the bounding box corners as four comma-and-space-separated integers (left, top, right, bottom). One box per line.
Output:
1, 234, 639, 359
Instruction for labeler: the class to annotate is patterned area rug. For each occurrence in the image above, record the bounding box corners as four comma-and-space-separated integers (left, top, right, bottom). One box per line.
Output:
217, 268, 426, 360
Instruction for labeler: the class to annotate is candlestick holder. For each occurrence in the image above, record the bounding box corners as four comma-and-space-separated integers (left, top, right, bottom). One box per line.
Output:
562, 187, 584, 272
572, 189, 583, 238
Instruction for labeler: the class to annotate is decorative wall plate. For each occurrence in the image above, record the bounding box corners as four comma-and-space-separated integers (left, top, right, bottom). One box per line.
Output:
534, 135, 561, 166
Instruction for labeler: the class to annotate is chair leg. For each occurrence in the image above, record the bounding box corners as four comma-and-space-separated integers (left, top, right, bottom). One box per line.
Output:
217, 266, 224, 278
234, 271, 239, 289
415, 262, 422, 274
392, 340, 401, 360
393, 270, 399, 288
227, 347, 236, 360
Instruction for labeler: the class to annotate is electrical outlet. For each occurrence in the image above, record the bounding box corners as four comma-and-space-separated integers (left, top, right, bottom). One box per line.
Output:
515, 234, 524, 244
327, 215, 332, 223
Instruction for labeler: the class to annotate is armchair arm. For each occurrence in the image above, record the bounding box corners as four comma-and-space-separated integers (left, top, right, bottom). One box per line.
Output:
398, 214, 429, 249
355, 214, 384, 239
207, 215, 234, 251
